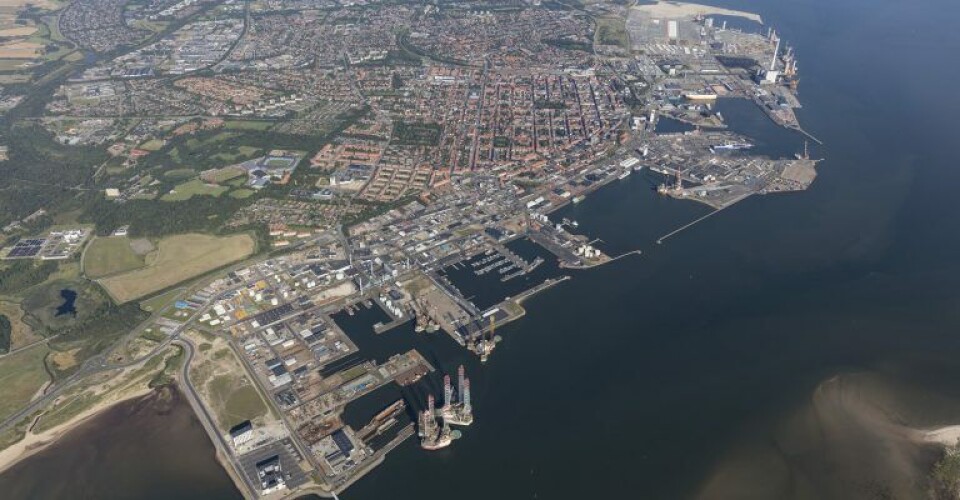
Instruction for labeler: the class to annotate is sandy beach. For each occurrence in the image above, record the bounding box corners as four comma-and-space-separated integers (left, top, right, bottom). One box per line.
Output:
918, 425, 960, 446
632, 1, 763, 23
0, 385, 154, 474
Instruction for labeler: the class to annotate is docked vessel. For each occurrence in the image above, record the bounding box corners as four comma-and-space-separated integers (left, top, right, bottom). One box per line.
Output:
419, 394, 458, 450
710, 142, 754, 153
440, 366, 474, 426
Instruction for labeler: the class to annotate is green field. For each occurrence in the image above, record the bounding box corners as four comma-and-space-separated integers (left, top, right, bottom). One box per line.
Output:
596, 16, 630, 49
161, 179, 229, 201
223, 120, 274, 131
139, 288, 184, 313
205, 165, 247, 183
265, 157, 294, 168
229, 188, 255, 199
0, 343, 51, 423
162, 168, 196, 180
212, 146, 262, 163
138, 139, 166, 151
209, 374, 268, 429
0, 59, 31, 71
83, 237, 145, 279
100, 233, 256, 303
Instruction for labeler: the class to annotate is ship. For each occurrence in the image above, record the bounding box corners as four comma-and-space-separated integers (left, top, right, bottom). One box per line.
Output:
618, 170, 631, 180
374, 400, 405, 422
572, 195, 585, 204
684, 92, 718, 100
710, 142, 753, 153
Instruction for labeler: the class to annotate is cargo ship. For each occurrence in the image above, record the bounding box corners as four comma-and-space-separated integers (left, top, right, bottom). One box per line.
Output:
710, 142, 753, 153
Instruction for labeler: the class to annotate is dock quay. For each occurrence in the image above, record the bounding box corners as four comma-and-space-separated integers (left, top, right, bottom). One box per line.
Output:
514, 275, 571, 304
527, 230, 585, 266
325, 424, 416, 494
372, 316, 412, 334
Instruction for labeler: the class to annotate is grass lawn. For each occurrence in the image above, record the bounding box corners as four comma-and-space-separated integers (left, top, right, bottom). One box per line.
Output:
223, 120, 274, 131
83, 236, 145, 279
162, 168, 196, 180
138, 139, 165, 151
226, 176, 248, 187
0, 73, 30, 84
100, 233, 256, 303
0, 59, 32, 71
596, 16, 630, 49
228, 188, 255, 199
209, 374, 268, 429
0, 300, 40, 351
161, 179, 229, 201
139, 287, 184, 313
205, 165, 247, 183
211, 146, 261, 164
0, 343, 51, 423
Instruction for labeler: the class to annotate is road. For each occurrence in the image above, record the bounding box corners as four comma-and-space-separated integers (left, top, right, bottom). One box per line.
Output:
175, 337, 257, 499
0, 292, 217, 432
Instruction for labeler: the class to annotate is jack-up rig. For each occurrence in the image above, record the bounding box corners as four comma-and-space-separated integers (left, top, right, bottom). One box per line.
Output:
472, 314, 501, 363
419, 365, 474, 450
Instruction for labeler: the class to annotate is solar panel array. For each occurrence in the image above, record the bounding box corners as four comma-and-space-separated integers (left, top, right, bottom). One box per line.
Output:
7, 238, 45, 257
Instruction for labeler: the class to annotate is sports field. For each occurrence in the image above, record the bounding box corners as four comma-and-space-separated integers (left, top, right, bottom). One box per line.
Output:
83, 236, 146, 279
161, 179, 228, 201
100, 233, 255, 303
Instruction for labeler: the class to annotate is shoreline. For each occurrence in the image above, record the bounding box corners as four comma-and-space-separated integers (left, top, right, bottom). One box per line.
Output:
0, 385, 154, 475
917, 425, 960, 447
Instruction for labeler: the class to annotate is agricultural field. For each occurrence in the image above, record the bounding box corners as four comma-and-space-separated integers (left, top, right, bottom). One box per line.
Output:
0, 343, 51, 423
82, 236, 150, 279
161, 179, 229, 201
99, 233, 256, 303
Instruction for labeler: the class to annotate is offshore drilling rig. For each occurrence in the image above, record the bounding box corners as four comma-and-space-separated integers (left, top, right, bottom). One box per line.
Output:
419, 365, 474, 450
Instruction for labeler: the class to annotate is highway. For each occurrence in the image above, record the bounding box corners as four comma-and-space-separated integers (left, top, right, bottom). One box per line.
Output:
0, 291, 217, 433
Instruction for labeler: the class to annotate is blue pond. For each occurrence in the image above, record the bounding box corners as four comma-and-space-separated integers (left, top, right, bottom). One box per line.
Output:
55, 289, 77, 317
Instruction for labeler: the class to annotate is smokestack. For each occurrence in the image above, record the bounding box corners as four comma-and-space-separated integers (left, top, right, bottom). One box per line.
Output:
458, 365, 466, 404
428, 394, 435, 416
770, 35, 781, 71
443, 375, 453, 409
463, 379, 472, 414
